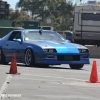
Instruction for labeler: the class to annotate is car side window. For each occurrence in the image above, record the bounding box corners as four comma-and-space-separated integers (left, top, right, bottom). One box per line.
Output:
8, 31, 22, 41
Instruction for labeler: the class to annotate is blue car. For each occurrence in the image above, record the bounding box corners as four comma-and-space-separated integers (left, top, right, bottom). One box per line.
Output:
0, 29, 90, 69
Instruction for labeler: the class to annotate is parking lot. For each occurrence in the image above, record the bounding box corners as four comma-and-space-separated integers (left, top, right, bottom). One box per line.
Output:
0, 58, 100, 100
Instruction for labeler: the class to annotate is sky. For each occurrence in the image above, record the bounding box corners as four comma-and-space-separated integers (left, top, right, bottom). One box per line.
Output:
6, 0, 19, 10
5, 0, 99, 10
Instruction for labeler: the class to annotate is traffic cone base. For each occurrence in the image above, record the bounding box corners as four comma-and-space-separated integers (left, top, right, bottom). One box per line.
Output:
6, 54, 20, 75
85, 80, 100, 83
86, 60, 100, 83
6, 72, 20, 75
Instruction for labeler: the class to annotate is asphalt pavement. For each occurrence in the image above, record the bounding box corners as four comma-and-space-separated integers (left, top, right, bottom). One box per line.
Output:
0, 58, 100, 100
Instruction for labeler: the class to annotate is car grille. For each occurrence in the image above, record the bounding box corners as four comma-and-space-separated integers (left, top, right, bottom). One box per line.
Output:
57, 55, 80, 61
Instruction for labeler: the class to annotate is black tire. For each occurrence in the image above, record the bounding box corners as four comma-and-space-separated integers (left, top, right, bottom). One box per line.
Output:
44, 64, 49, 67
35, 64, 49, 67
41, 64, 49, 67
97, 44, 100, 47
24, 49, 35, 67
0, 49, 9, 65
69, 64, 84, 69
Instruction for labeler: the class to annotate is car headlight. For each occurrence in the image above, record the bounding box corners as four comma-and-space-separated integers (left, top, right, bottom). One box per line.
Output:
44, 49, 57, 53
78, 49, 89, 53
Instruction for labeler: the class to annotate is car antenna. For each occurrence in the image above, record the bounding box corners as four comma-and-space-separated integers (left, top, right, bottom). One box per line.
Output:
39, 28, 42, 35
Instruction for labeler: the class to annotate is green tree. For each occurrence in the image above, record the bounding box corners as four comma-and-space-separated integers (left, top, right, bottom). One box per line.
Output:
8, 9, 29, 27
16, 0, 75, 30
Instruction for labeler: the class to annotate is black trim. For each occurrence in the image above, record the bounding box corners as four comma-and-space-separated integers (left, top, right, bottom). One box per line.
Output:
57, 55, 80, 61
82, 13, 100, 21
77, 9, 100, 27
75, 30, 100, 33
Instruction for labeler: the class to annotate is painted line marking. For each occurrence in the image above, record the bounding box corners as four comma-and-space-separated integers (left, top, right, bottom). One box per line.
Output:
0, 74, 13, 100
28, 95, 100, 99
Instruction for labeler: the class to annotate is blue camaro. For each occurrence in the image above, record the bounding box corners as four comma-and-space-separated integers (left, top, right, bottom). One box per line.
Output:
0, 29, 90, 69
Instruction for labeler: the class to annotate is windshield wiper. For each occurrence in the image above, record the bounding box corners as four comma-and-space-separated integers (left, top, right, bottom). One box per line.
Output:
39, 29, 42, 35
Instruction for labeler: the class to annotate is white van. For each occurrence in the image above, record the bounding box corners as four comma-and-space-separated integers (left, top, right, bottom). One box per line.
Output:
73, 5, 100, 46
87, 0, 98, 5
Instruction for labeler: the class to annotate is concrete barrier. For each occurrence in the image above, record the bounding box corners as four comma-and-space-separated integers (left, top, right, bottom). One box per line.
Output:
85, 45, 100, 58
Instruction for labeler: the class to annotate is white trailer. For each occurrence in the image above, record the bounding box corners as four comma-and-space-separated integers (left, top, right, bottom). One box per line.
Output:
73, 5, 100, 46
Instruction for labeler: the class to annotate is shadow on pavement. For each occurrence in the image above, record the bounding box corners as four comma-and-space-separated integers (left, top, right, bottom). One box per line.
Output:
16, 64, 88, 71
1, 63, 89, 71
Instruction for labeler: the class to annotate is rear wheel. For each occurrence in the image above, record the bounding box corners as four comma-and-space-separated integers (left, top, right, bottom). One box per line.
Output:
69, 64, 84, 69
24, 49, 35, 67
0, 49, 9, 65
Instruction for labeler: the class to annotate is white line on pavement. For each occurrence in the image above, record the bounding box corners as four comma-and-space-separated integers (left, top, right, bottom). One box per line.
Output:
30, 95, 100, 99
0, 74, 13, 100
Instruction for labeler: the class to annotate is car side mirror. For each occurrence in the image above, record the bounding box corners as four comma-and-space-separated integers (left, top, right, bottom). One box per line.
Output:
13, 38, 21, 42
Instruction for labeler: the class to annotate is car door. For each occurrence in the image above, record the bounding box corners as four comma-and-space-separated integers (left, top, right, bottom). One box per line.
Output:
2, 31, 24, 60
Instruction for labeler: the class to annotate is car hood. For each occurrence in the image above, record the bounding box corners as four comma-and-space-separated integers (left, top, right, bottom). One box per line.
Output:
28, 40, 87, 53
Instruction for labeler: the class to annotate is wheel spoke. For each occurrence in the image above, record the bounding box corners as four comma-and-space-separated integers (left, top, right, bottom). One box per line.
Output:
25, 49, 32, 66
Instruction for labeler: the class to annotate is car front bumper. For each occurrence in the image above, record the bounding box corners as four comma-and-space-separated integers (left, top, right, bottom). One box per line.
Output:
35, 53, 90, 65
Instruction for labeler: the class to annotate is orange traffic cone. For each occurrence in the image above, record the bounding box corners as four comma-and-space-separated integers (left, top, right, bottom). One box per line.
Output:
6, 54, 20, 74
86, 60, 100, 83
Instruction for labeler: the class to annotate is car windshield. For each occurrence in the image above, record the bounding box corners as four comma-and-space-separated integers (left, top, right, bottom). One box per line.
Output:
24, 30, 66, 42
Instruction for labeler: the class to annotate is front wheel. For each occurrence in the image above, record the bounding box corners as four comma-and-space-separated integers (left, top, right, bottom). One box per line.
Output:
69, 64, 84, 69
24, 49, 35, 67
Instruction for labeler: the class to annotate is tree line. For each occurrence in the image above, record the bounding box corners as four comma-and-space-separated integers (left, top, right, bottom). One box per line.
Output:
8, 0, 76, 31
